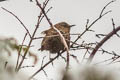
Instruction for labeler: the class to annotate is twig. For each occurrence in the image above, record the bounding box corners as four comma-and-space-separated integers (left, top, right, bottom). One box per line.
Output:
43, 0, 50, 8
43, 69, 48, 77
111, 18, 115, 29
70, 54, 79, 63
20, 65, 34, 69
39, 6, 53, 24
41, 56, 46, 67
1, 7, 31, 38
4, 61, 8, 69
109, 59, 120, 64
16, 0, 50, 72
99, 0, 115, 17
15, 33, 27, 71
96, 34, 107, 38
71, 0, 115, 47
34, 33, 80, 39
40, 56, 48, 77
29, 50, 65, 79
94, 58, 113, 65
108, 56, 120, 64
81, 49, 89, 63
111, 18, 120, 37
36, 0, 70, 70
86, 26, 120, 64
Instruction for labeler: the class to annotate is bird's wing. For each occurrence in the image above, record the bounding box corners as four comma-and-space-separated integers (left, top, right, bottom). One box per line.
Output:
41, 29, 50, 34
41, 28, 55, 34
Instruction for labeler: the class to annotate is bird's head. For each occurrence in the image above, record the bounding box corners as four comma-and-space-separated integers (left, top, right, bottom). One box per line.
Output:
57, 22, 75, 28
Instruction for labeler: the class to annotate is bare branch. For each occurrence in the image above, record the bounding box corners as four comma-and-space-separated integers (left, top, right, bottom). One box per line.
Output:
29, 51, 65, 79
111, 18, 120, 37
16, 0, 50, 72
41, 56, 46, 67
4, 61, 8, 69
20, 65, 34, 69
94, 58, 113, 65
43, 69, 48, 77
1, 7, 31, 38
70, 54, 79, 63
36, 0, 70, 70
81, 49, 89, 63
99, 0, 115, 17
87, 26, 120, 64
34, 33, 80, 40
71, 0, 115, 47
15, 33, 27, 71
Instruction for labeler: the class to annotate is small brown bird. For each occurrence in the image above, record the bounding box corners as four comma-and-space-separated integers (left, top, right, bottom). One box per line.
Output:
40, 22, 75, 54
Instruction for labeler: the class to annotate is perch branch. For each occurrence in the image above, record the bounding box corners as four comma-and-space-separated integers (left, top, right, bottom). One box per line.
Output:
87, 26, 120, 64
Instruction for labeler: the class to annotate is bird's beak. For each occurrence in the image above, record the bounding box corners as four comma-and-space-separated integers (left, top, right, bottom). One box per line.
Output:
70, 24, 76, 27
